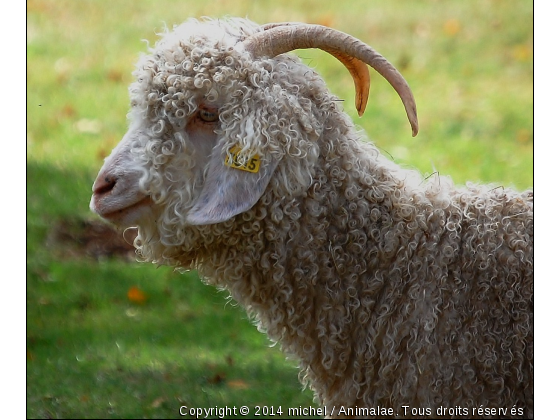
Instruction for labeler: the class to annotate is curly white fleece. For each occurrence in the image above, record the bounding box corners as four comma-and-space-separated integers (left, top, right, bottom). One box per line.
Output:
122, 18, 533, 418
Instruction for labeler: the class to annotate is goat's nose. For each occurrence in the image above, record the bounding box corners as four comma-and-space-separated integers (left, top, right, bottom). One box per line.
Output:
92, 173, 117, 196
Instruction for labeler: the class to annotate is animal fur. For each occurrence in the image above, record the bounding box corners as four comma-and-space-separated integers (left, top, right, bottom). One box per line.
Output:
90, 18, 533, 418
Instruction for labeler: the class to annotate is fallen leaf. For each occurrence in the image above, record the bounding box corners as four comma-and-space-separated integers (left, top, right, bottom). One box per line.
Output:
227, 379, 250, 390
127, 286, 147, 304
107, 69, 124, 83
59, 104, 76, 119
512, 44, 532, 62
151, 397, 166, 408
516, 128, 532, 144
443, 19, 461, 36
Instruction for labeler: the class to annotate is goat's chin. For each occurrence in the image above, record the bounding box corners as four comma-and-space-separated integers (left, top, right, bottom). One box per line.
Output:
91, 196, 153, 228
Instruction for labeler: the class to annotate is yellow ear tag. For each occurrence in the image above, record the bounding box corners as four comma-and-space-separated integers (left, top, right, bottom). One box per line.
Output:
225, 146, 261, 173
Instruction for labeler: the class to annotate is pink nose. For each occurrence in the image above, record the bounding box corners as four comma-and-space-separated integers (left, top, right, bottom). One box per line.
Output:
92, 173, 117, 196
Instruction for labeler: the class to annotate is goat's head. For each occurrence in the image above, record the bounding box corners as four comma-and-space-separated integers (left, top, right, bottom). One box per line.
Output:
90, 18, 417, 241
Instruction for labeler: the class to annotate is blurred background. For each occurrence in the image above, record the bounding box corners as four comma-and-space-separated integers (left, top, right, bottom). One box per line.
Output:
27, 0, 533, 418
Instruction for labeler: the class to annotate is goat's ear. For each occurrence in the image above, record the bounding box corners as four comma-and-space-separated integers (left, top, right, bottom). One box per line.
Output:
186, 147, 280, 225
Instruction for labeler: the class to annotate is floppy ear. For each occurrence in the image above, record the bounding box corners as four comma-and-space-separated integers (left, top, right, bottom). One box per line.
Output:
186, 146, 280, 225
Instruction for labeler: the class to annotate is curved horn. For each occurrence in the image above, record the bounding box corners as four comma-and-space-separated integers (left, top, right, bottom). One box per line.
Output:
260, 23, 371, 117
243, 23, 419, 136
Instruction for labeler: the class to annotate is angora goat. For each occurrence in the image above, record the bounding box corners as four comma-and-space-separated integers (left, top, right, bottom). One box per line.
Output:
90, 18, 533, 418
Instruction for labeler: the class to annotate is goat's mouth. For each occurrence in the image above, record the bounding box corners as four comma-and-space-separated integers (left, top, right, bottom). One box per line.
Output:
91, 195, 153, 226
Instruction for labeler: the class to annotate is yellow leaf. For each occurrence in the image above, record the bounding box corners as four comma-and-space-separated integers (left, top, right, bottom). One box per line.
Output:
443, 19, 461, 36
227, 379, 250, 390
516, 129, 532, 144
513, 44, 532, 62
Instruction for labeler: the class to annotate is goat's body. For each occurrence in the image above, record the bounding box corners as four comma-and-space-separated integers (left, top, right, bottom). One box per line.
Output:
90, 18, 533, 418
190, 122, 534, 416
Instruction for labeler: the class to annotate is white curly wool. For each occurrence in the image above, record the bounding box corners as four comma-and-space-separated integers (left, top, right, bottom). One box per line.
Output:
90, 18, 533, 418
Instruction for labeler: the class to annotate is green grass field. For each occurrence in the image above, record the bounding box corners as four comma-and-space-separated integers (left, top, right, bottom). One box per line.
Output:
27, 1, 532, 418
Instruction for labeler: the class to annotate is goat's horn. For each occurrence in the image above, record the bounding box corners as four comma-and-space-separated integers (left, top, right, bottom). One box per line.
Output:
259, 23, 371, 119
243, 23, 419, 137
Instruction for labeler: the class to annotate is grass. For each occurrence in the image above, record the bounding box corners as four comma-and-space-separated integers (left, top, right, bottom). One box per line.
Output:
27, 0, 532, 418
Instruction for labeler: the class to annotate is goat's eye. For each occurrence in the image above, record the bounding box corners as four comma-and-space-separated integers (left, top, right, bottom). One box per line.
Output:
199, 108, 219, 122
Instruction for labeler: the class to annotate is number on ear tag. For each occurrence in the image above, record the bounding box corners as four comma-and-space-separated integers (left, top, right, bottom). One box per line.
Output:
225, 146, 261, 173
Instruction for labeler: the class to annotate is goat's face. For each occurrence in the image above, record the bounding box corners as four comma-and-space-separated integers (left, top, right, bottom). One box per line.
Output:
90, 18, 417, 263
90, 19, 326, 234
